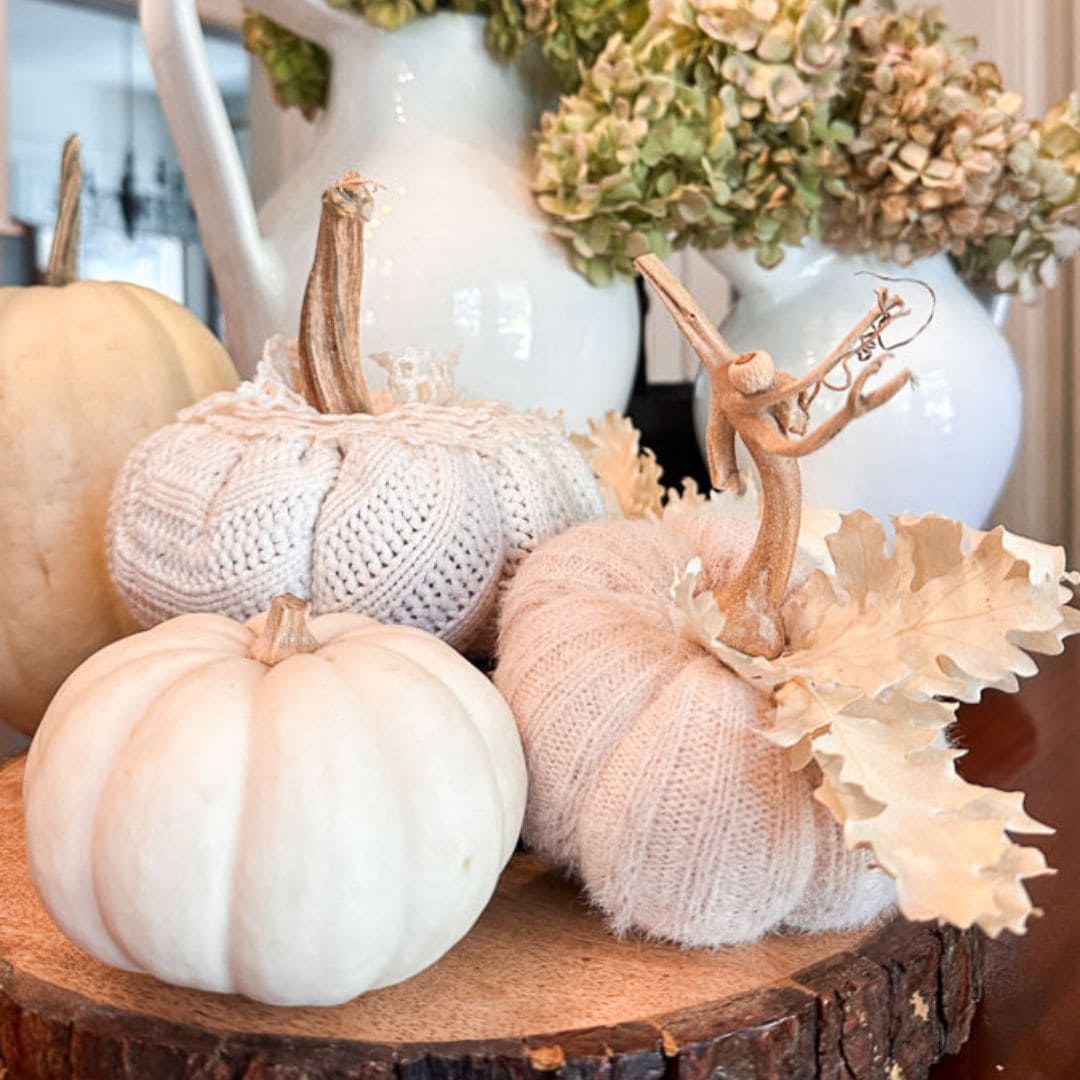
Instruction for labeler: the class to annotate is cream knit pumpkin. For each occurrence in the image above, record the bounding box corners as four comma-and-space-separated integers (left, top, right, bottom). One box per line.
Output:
107, 343, 602, 654
494, 508, 895, 945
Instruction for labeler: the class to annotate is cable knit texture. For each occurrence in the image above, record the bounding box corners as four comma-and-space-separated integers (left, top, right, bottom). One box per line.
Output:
106, 342, 603, 655
494, 508, 895, 945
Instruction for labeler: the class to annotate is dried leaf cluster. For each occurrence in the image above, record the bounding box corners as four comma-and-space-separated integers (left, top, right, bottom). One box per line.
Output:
572, 410, 706, 519
672, 511, 1079, 936
825, 11, 1080, 296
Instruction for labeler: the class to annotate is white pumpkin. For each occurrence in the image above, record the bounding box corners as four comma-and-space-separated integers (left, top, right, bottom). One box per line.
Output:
105, 174, 602, 656
24, 596, 526, 1006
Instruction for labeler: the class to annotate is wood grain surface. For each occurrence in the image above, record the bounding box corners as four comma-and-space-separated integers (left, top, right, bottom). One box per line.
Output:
0, 748, 982, 1078
930, 645, 1080, 1078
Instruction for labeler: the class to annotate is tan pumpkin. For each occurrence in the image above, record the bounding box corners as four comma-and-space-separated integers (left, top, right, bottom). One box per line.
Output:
0, 137, 238, 734
494, 507, 895, 946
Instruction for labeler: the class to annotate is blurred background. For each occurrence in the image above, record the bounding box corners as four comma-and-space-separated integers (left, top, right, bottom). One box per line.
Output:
0, 0, 247, 325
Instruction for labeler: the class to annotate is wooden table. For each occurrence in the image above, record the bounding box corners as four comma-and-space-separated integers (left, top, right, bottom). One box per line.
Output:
931, 645, 1080, 1078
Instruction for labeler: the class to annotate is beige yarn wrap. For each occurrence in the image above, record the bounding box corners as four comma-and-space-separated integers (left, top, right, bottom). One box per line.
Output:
494, 507, 895, 945
107, 341, 602, 654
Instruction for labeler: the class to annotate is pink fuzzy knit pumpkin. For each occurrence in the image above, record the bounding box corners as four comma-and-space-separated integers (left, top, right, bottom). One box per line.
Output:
494, 507, 895, 945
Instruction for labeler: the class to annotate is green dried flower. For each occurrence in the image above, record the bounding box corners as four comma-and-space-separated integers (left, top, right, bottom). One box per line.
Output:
243, 13, 329, 119
533, 0, 854, 280
359, 0, 435, 32
485, 0, 528, 58
523, 0, 649, 89
1039, 92, 1080, 176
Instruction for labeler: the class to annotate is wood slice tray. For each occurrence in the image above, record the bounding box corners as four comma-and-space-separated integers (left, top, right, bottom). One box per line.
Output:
0, 756, 981, 1079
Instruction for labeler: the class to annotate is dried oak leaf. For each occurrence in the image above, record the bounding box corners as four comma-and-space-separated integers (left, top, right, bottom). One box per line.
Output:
670, 511, 1079, 936
572, 411, 665, 519
573, 411, 707, 519
771, 512, 1077, 703
782, 682, 1052, 937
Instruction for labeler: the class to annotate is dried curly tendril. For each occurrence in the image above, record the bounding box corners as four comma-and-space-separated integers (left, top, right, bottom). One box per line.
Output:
533, 0, 857, 283
243, 0, 646, 117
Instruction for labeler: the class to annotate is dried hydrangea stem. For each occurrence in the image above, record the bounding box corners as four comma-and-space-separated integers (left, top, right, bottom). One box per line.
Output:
296, 171, 377, 415
248, 595, 319, 665
45, 135, 82, 287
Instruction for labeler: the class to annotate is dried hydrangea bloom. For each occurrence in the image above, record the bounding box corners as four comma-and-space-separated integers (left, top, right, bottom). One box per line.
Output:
956, 93, 1080, 300
521, 0, 648, 88
242, 14, 330, 120
822, 8, 1079, 298
533, 0, 854, 282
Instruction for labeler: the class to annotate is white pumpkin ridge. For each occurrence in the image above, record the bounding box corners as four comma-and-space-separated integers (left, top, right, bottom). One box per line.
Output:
24, 608, 526, 1007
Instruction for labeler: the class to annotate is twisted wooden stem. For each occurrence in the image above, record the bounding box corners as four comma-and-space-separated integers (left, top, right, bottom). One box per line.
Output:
635, 253, 917, 659
296, 171, 378, 415
45, 135, 82, 287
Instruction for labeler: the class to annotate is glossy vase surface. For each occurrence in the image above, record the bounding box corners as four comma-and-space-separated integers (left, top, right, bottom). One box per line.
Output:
692, 240, 1022, 526
142, 3, 639, 427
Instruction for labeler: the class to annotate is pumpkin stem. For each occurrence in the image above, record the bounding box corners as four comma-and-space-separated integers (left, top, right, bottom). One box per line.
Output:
45, 134, 82, 287
295, 171, 378, 415
635, 253, 917, 660
248, 595, 320, 665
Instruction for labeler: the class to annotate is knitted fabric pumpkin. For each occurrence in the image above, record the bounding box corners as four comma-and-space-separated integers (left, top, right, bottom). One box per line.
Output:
108, 341, 601, 654
105, 174, 602, 654
494, 507, 895, 945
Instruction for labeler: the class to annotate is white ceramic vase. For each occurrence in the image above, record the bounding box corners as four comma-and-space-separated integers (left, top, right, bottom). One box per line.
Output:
692, 240, 1021, 526
140, 1, 639, 428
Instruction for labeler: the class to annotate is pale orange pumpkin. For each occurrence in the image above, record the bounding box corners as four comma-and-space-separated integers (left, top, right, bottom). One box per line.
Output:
0, 136, 238, 734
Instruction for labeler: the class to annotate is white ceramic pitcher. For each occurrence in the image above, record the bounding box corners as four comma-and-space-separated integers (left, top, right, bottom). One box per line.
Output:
140, 1, 640, 427
691, 240, 1021, 527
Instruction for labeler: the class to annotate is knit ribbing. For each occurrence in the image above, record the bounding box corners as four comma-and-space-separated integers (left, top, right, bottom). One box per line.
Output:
106, 361, 602, 655
494, 509, 895, 945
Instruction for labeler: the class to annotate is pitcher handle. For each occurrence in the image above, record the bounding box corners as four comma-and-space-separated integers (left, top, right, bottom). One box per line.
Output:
139, 0, 355, 367
140, 0, 270, 358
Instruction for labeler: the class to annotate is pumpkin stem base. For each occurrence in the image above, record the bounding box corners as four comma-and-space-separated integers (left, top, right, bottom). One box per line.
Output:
249, 595, 320, 665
